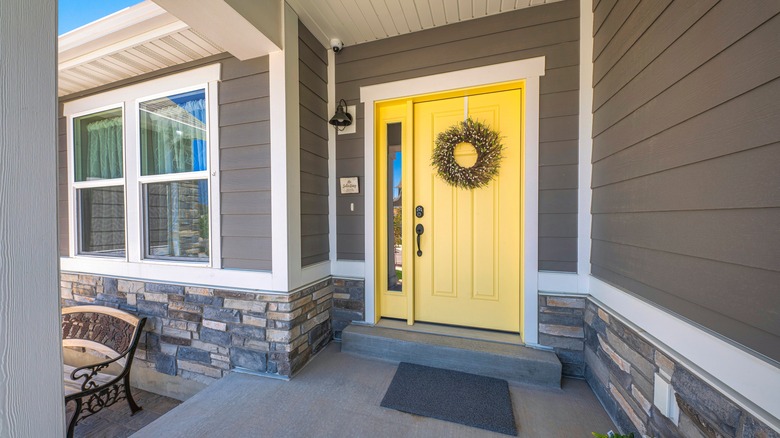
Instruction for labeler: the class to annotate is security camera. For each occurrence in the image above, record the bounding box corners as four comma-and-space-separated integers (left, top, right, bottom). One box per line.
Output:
330, 38, 344, 53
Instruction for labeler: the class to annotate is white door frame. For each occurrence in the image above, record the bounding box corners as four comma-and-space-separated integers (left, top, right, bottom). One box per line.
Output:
359, 57, 545, 344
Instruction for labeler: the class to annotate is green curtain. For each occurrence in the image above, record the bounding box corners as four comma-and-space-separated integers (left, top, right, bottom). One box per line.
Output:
85, 117, 123, 179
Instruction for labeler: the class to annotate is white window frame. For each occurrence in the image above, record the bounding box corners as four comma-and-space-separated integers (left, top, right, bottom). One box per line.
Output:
63, 64, 230, 284
69, 103, 128, 259
134, 84, 213, 266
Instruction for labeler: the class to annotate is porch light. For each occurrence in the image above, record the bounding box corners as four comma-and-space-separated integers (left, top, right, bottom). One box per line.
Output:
329, 99, 353, 130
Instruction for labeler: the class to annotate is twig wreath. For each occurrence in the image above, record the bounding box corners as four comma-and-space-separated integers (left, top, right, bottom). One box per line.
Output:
431, 118, 504, 189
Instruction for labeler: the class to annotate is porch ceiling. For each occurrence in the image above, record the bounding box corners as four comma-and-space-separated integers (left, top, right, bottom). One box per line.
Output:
287, 0, 566, 48
57, 0, 566, 97
58, 1, 224, 97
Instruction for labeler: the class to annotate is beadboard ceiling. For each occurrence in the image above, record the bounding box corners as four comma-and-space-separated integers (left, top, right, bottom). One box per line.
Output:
58, 0, 564, 96
288, 0, 566, 48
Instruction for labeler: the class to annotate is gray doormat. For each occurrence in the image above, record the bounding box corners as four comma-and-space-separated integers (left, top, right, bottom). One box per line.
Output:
380, 362, 518, 436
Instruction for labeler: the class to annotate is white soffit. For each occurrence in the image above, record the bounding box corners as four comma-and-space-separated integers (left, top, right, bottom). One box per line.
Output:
58, 1, 224, 97
287, 0, 566, 48
152, 0, 282, 60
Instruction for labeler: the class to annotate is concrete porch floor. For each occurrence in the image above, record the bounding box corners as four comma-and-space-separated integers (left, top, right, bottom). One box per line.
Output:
132, 343, 615, 437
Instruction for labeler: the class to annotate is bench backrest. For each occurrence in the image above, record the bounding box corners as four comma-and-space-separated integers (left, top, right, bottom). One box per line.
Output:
62, 306, 144, 364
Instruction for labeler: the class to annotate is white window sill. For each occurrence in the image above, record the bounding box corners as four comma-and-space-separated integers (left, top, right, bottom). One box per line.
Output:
60, 256, 278, 292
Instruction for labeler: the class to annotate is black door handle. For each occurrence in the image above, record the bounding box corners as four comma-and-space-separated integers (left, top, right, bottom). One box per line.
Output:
415, 224, 424, 257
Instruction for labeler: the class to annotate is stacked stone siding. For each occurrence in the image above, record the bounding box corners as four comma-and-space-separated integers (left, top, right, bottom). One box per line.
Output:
584, 301, 778, 438
332, 278, 365, 339
61, 273, 333, 382
538, 294, 586, 377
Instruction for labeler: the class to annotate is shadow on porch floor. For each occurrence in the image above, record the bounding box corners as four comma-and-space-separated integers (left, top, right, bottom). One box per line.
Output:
131, 343, 615, 437
66, 388, 181, 438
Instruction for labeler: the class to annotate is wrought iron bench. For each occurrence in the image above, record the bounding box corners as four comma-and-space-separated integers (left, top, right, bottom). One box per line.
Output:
62, 305, 147, 438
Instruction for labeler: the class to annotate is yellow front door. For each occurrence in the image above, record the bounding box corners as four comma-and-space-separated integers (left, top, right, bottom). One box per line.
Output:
412, 90, 522, 332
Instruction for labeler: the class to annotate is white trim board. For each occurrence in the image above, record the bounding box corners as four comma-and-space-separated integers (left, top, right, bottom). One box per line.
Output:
538, 271, 580, 294
359, 57, 546, 343
62, 64, 221, 114
577, 0, 594, 294
589, 276, 780, 430
152, 0, 281, 59
60, 257, 275, 291
331, 260, 365, 279
327, 49, 339, 275
267, 7, 297, 292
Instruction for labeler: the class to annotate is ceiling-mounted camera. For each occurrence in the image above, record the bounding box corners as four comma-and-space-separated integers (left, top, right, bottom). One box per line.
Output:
331, 38, 344, 53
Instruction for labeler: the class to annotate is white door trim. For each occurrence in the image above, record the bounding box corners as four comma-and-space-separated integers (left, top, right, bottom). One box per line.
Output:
360, 57, 545, 342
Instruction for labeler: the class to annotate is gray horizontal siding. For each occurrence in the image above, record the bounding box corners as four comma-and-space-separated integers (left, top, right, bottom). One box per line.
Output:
335, 0, 580, 269
299, 21, 330, 267
219, 56, 272, 271
591, 0, 780, 362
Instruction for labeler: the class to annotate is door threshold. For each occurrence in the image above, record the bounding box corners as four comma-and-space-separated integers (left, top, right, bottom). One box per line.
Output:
376, 318, 523, 346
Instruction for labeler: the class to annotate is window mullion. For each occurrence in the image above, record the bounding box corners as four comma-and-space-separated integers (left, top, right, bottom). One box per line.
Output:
125, 98, 142, 264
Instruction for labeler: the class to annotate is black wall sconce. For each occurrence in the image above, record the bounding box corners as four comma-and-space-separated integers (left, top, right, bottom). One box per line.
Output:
329, 99, 353, 131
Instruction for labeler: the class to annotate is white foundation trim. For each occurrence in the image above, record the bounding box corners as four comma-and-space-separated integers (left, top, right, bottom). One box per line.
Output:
578, 0, 594, 294
331, 260, 365, 279
359, 57, 545, 341
538, 271, 580, 294
589, 276, 780, 430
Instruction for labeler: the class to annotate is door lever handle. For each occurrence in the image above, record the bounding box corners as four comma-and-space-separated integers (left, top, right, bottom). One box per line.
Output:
415, 224, 424, 257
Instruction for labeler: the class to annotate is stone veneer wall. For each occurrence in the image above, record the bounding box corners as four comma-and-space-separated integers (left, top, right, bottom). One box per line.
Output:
538, 294, 586, 378
585, 300, 778, 438
331, 278, 365, 339
60, 273, 333, 382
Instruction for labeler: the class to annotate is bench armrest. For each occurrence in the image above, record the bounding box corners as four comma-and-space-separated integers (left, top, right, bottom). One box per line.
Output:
70, 352, 129, 392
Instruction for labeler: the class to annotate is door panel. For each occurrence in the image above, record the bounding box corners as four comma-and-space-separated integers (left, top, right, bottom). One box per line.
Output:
413, 90, 522, 332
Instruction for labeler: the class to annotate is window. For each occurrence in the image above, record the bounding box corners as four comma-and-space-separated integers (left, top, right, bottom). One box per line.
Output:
139, 89, 210, 262
73, 107, 126, 257
66, 69, 218, 267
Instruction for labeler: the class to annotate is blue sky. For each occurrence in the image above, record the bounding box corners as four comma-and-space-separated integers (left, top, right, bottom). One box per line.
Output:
59, 0, 141, 35
393, 152, 402, 198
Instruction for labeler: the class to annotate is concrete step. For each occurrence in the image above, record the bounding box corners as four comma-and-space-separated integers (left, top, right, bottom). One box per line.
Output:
341, 324, 562, 388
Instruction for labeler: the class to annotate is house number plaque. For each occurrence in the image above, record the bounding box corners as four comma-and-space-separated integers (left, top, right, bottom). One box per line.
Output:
339, 177, 359, 194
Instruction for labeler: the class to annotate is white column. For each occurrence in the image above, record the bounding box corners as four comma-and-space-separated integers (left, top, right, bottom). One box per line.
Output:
0, 0, 66, 436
